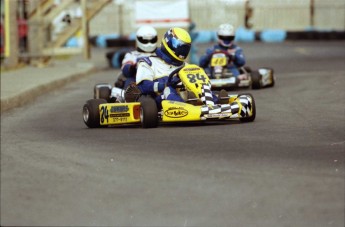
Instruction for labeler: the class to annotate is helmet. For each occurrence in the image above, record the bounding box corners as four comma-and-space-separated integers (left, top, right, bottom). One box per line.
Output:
161, 27, 191, 62
217, 23, 235, 47
136, 25, 158, 53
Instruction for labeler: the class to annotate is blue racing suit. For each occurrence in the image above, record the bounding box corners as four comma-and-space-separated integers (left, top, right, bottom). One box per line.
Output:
199, 43, 245, 77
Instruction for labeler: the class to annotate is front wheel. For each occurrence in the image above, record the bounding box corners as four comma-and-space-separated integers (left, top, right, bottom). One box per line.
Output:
138, 96, 158, 128
238, 93, 256, 122
251, 71, 262, 90
83, 99, 107, 128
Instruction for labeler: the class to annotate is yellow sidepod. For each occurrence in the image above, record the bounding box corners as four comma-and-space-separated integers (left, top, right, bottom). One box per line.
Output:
99, 102, 141, 125
161, 100, 202, 122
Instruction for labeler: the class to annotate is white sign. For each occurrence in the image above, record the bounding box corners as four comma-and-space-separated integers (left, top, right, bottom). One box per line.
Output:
135, 0, 190, 28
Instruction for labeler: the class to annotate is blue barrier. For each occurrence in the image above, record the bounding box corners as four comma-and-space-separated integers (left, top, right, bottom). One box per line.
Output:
235, 27, 256, 42
96, 34, 120, 47
111, 51, 122, 68
189, 45, 199, 64
260, 29, 287, 42
193, 31, 217, 43
65, 37, 80, 47
128, 32, 136, 40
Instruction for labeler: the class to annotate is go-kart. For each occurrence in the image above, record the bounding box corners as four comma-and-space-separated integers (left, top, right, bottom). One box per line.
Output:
207, 50, 275, 90
83, 64, 256, 128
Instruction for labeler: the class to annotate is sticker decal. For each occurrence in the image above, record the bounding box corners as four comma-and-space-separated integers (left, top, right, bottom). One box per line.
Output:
112, 117, 128, 123
110, 105, 129, 113
110, 113, 130, 118
164, 107, 188, 118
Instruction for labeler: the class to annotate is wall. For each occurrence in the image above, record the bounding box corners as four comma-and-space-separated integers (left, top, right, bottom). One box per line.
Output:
88, 0, 345, 36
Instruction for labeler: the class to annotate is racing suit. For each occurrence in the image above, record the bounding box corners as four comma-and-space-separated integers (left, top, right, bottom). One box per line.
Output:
136, 47, 182, 107
136, 47, 220, 106
199, 43, 245, 77
121, 50, 154, 89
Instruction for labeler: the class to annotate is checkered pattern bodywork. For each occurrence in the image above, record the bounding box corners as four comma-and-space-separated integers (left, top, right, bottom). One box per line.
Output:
238, 95, 253, 118
200, 84, 215, 106
200, 94, 253, 119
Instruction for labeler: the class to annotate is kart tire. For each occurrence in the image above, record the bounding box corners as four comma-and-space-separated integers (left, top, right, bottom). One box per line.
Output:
243, 66, 252, 73
99, 87, 111, 101
266, 67, 275, 87
94, 83, 112, 101
83, 99, 107, 128
114, 73, 126, 89
251, 70, 262, 90
239, 93, 256, 123
138, 96, 158, 128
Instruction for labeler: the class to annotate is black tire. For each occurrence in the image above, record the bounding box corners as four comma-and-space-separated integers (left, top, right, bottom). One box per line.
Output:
138, 96, 158, 128
99, 86, 111, 101
238, 93, 256, 123
243, 66, 252, 73
251, 70, 262, 90
93, 83, 112, 101
114, 74, 126, 89
83, 99, 107, 128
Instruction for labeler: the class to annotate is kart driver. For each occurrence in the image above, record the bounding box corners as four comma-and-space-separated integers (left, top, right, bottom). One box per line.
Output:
114, 25, 158, 89
135, 27, 226, 107
134, 27, 191, 106
199, 23, 247, 80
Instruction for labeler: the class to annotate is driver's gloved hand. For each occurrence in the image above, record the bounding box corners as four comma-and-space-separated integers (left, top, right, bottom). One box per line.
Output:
166, 76, 181, 88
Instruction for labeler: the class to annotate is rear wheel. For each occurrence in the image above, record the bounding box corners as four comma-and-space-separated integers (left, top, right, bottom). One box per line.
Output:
238, 93, 256, 122
138, 96, 158, 128
114, 73, 126, 89
83, 99, 107, 128
94, 83, 112, 101
243, 66, 252, 73
251, 70, 262, 90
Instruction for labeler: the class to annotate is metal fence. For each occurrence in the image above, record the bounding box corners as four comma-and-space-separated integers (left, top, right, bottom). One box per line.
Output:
89, 0, 345, 36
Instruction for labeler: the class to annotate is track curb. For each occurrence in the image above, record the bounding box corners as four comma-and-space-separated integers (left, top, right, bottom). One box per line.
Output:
0, 67, 99, 113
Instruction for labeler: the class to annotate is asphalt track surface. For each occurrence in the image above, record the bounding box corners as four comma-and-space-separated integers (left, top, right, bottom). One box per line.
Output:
1, 41, 345, 226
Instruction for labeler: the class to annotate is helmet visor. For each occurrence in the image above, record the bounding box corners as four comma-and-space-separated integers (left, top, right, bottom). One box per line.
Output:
218, 35, 235, 45
137, 36, 158, 44
168, 36, 191, 59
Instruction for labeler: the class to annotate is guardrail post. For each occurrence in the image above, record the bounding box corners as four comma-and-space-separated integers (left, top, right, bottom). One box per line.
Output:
81, 0, 90, 59
3, 0, 19, 68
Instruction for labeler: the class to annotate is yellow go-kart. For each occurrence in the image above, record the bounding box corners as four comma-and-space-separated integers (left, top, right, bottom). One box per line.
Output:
82, 64, 256, 128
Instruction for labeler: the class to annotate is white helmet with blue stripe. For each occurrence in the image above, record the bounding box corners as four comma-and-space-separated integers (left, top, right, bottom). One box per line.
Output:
217, 23, 235, 47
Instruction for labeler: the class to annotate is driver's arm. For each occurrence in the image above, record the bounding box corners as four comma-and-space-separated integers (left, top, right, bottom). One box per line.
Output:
121, 52, 137, 78
232, 47, 246, 67
199, 48, 214, 68
136, 60, 166, 95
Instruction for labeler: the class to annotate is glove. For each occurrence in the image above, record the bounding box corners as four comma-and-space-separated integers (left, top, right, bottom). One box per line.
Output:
166, 76, 181, 88
124, 82, 141, 102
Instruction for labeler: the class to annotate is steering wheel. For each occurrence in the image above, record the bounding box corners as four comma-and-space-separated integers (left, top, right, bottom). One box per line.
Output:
167, 66, 184, 88
213, 49, 231, 56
